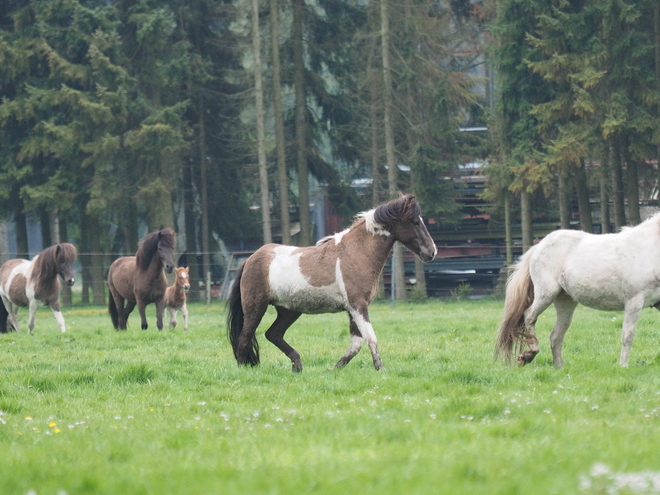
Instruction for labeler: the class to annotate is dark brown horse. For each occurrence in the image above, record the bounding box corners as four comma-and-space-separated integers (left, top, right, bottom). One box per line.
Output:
165, 266, 190, 330
107, 229, 176, 331
0, 243, 77, 334
227, 194, 437, 372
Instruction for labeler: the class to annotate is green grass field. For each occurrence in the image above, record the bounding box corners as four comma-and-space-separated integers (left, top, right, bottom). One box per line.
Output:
2, 298, 660, 494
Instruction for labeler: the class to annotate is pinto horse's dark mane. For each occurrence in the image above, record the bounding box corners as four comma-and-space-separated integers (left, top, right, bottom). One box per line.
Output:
373, 194, 420, 229
136, 228, 176, 271
32, 243, 77, 296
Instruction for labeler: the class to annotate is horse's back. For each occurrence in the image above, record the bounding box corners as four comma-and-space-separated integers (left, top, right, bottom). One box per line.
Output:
533, 227, 660, 310
0, 259, 31, 307
108, 256, 137, 301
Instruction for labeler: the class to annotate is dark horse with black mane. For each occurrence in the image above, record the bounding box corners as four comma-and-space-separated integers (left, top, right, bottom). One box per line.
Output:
227, 194, 437, 372
107, 229, 176, 331
0, 243, 77, 334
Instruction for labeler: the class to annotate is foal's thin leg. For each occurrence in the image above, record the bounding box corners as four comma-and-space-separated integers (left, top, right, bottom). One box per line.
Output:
348, 306, 384, 371
181, 303, 188, 331
168, 307, 177, 328
265, 306, 302, 372
549, 294, 577, 369
334, 316, 363, 369
620, 296, 644, 367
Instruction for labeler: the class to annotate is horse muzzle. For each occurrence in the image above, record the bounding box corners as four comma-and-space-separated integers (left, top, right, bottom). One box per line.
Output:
165, 264, 174, 274
66, 277, 76, 287
183, 283, 190, 293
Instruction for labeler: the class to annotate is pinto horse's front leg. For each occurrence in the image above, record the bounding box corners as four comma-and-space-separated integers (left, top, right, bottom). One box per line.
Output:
342, 307, 384, 371
27, 300, 38, 334
49, 300, 67, 333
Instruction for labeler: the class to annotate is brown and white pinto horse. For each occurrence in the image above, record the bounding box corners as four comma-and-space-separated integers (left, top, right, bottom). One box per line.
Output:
165, 266, 190, 330
0, 243, 77, 334
227, 194, 437, 372
107, 229, 176, 331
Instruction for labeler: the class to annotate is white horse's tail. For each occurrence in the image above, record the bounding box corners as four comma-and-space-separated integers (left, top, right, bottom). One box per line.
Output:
495, 247, 536, 363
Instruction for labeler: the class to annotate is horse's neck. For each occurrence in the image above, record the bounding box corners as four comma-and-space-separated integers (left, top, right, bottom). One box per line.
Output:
345, 222, 395, 270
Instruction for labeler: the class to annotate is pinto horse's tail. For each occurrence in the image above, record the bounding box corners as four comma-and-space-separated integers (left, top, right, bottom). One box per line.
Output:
108, 292, 120, 330
495, 247, 536, 363
226, 263, 259, 366
0, 301, 9, 333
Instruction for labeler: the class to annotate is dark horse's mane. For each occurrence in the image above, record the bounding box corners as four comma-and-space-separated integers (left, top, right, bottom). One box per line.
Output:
33, 243, 77, 295
136, 228, 176, 271
373, 194, 420, 229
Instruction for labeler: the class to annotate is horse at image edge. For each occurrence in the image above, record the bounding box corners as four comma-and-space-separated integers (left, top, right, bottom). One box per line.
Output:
0, 243, 77, 334
496, 213, 660, 368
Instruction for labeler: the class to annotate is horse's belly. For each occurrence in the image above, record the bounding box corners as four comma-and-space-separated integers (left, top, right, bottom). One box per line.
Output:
272, 285, 345, 314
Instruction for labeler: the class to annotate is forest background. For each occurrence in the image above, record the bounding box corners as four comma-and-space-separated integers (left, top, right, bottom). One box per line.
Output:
0, 0, 659, 304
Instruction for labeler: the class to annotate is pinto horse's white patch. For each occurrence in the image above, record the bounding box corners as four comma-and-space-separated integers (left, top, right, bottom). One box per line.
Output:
359, 209, 390, 237
268, 246, 345, 314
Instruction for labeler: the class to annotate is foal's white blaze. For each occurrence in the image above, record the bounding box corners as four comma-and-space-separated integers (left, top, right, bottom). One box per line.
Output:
268, 246, 344, 313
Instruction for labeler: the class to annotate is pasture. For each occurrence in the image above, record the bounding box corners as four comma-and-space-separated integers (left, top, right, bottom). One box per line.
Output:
1, 299, 660, 494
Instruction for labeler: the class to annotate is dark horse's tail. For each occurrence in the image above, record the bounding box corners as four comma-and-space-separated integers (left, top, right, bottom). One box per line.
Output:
494, 247, 536, 364
108, 292, 120, 330
0, 302, 9, 333
226, 263, 259, 366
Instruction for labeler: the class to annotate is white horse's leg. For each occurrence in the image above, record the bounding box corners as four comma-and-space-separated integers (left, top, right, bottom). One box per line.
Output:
619, 296, 644, 367
550, 293, 578, 369
519, 287, 558, 365
181, 303, 188, 331
348, 307, 383, 370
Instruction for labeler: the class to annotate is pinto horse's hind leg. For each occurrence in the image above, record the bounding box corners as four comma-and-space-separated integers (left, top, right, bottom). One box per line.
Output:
334, 316, 363, 369
549, 293, 578, 369
265, 306, 302, 372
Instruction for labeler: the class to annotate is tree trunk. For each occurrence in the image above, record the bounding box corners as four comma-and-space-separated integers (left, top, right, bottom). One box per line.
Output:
380, 0, 404, 300
504, 191, 512, 265
14, 209, 28, 258
558, 167, 570, 229
521, 189, 533, 252
600, 156, 611, 234
622, 139, 641, 225
184, 156, 201, 302
252, 0, 272, 244
270, 0, 290, 245
0, 221, 9, 267
575, 159, 593, 233
89, 214, 106, 305
610, 139, 626, 229
293, 0, 311, 246
40, 208, 51, 248
198, 97, 211, 303
655, 2, 660, 199
59, 219, 72, 305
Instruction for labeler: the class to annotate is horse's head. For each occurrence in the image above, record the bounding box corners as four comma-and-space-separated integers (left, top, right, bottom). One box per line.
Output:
157, 229, 176, 274
176, 266, 191, 293
56, 243, 78, 286
375, 195, 436, 262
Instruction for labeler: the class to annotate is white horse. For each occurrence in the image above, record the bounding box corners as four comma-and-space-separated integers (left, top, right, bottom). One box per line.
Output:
495, 213, 660, 368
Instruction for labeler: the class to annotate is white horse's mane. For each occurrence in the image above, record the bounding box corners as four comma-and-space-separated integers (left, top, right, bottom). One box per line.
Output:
619, 210, 660, 234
